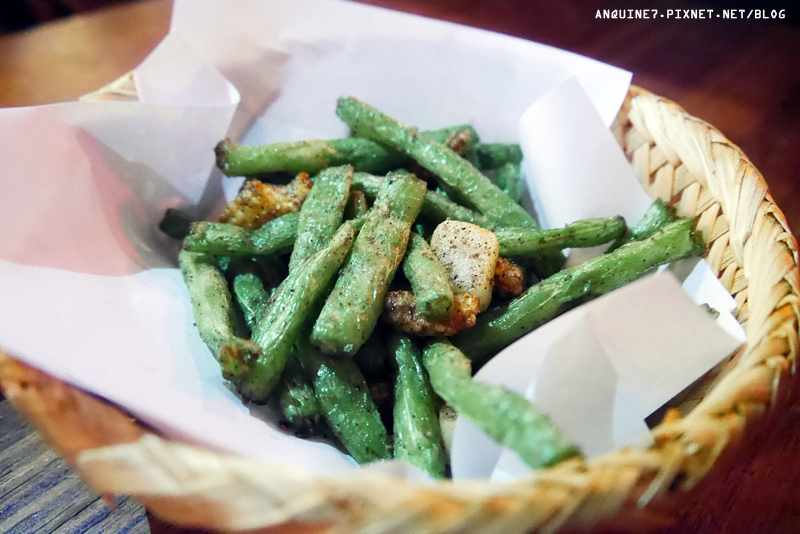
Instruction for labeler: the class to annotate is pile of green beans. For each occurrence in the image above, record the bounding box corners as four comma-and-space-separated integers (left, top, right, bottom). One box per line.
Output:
169, 96, 706, 478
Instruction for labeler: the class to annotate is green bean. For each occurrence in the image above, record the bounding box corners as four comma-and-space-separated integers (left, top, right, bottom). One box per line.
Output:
352, 172, 497, 230
336, 96, 533, 229
423, 340, 580, 469
289, 165, 352, 271
392, 335, 447, 479
276, 358, 323, 434
296, 338, 391, 464
215, 137, 400, 177
425, 124, 481, 146
237, 218, 364, 402
158, 207, 195, 240
337, 97, 564, 277
311, 170, 426, 355
495, 216, 627, 258
402, 232, 454, 322
454, 217, 705, 364
269, 165, 360, 423
406, 126, 479, 183
444, 126, 480, 154
227, 257, 271, 331
474, 143, 523, 170
629, 200, 677, 240
355, 171, 570, 280
493, 162, 524, 204
178, 250, 260, 380
215, 125, 480, 177
625, 199, 678, 245
182, 211, 299, 257
607, 200, 678, 252
226, 258, 322, 429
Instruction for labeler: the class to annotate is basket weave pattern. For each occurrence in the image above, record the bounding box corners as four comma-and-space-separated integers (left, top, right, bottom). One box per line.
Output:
0, 84, 797, 533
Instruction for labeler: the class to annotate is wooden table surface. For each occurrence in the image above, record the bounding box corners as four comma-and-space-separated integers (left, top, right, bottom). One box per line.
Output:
0, 1, 798, 532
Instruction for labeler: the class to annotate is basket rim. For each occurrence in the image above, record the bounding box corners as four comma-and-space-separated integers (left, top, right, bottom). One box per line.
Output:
1, 81, 798, 533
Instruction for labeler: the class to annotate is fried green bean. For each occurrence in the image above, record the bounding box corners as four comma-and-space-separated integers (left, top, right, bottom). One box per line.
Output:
237, 218, 364, 402
178, 250, 261, 379
296, 339, 391, 464
629, 200, 677, 240
423, 340, 580, 469
289, 165, 352, 271
352, 172, 498, 230
336, 96, 532, 228
454, 217, 705, 364
311, 170, 426, 355
276, 358, 323, 434
608, 199, 678, 250
227, 258, 271, 330
406, 126, 479, 183
623, 199, 678, 240
402, 232, 454, 322
215, 137, 400, 177
182, 211, 299, 257
226, 258, 322, 430
159, 207, 195, 240
392, 335, 447, 479
216, 125, 480, 177
337, 97, 564, 277
426, 124, 481, 146
495, 216, 627, 257
474, 142, 523, 170
493, 162, 524, 204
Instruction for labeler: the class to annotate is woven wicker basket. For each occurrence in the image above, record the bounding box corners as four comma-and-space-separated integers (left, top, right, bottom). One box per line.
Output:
0, 79, 797, 533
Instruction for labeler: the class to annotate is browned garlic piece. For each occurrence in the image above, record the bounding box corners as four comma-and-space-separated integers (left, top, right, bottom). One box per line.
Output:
430, 220, 499, 312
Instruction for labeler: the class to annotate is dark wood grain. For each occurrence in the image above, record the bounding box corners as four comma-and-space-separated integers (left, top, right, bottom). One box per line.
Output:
0, 1, 798, 532
0, 400, 149, 533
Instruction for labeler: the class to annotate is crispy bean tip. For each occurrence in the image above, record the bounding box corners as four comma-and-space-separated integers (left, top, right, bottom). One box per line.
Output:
214, 138, 233, 173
